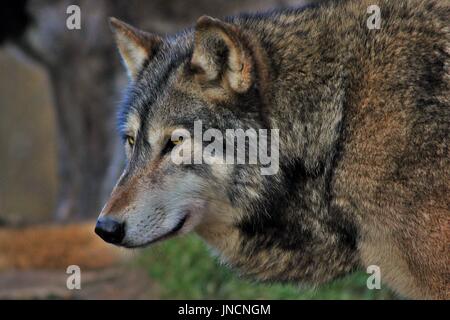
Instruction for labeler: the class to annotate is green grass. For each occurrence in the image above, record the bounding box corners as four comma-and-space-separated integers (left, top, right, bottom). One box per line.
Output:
136, 234, 395, 299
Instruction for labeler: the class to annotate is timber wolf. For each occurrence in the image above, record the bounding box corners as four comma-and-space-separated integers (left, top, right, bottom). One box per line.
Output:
95, 0, 450, 299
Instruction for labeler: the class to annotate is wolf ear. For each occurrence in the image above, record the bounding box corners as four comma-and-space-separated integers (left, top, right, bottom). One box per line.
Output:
109, 17, 162, 80
190, 16, 255, 94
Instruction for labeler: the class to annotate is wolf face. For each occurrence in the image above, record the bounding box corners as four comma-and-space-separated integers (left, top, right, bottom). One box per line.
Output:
95, 17, 271, 248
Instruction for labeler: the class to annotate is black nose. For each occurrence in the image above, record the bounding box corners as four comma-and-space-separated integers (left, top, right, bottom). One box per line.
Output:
95, 217, 125, 244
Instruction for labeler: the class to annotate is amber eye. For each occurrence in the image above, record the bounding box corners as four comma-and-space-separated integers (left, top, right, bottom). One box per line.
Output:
172, 136, 184, 145
162, 136, 183, 155
127, 136, 135, 146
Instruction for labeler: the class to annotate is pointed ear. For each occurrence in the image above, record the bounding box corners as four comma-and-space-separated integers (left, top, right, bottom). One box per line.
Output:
109, 17, 162, 80
190, 16, 256, 94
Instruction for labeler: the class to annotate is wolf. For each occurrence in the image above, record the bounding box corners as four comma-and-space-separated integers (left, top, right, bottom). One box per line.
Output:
95, 0, 450, 299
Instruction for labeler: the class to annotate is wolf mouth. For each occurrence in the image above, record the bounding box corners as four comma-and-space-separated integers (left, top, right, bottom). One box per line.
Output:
122, 215, 188, 248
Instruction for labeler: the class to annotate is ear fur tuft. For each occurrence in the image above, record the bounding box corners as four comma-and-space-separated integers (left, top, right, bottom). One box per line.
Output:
109, 17, 162, 80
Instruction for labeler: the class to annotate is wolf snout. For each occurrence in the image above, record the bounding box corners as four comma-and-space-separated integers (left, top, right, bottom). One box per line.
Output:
95, 217, 125, 244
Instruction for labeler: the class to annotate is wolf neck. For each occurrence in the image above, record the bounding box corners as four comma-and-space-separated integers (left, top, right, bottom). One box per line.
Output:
197, 78, 359, 285
197, 20, 362, 283
198, 154, 360, 284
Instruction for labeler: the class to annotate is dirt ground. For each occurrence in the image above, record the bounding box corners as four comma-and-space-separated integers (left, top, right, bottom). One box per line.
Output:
0, 222, 160, 299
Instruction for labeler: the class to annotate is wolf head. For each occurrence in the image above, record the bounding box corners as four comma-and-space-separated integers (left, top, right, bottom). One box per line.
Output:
95, 17, 277, 248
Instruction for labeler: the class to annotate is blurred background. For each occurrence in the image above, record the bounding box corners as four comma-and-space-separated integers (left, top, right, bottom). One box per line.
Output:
0, 0, 395, 299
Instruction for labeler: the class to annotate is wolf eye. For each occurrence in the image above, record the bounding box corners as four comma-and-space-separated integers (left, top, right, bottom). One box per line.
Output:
126, 136, 135, 146
172, 136, 184, 145
162, 136, 183, 155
